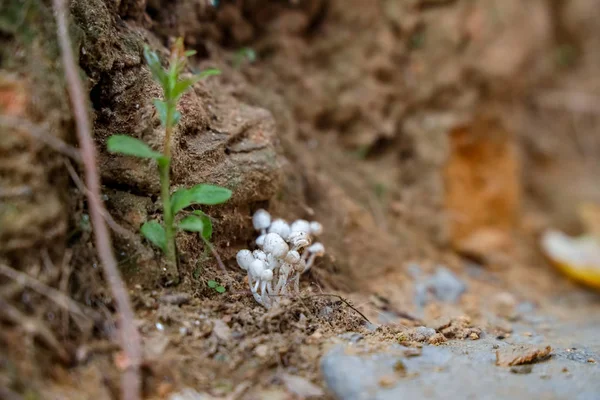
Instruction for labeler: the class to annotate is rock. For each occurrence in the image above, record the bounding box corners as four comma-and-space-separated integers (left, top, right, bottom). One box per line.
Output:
279, 373, 324, 398
399, 326, 436, 343
321, 337, 600, 400
496, 345, 552, 367
491, 292, 518, 320
211, 319, 232, 342
427, 267, 467, 303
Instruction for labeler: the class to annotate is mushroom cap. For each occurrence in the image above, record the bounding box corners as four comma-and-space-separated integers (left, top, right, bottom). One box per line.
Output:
268, 219, 291, 239
288, 231, 311, 250
252, 249, 267, 261
255, 234, 266, 247
236, 249, 254, 270
261, 269, 274, 281
266, 253, 280, 270
285, 250, 301, 264
250, 259, 265, 278
263, 233, 290, 258
308, 242, 325, 256
309, 221, 323, 236
252, 209, 271, 231
290, 219, 311, 234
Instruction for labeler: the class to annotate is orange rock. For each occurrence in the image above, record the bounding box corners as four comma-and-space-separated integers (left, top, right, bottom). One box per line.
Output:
443, 114, 521, 259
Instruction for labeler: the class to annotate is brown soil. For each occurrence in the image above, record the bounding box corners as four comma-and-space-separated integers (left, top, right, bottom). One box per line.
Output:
1, 0, 600, 399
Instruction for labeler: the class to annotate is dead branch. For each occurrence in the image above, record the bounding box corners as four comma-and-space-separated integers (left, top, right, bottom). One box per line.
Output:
0, 297, 70, 363
64, 159, 132, 238
52, 1, 141, 399
0, 262, 98, 332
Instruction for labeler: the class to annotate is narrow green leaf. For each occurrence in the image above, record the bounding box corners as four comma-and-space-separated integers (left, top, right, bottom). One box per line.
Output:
107, 135, 164, 160
215, 286, 226, 294
172, 110, 181, 126
178, 215, 205, 232
184, 50, 197, 57
207, 280, 218, 288
187, 184, 232, 205
172, 77, 199, 100
141, 221, 166, 252
192, 210, 212, 240
171, 188, 192, 215
153, 99, 168, 127
143, 46, 168, 88
197, 68, 221, 80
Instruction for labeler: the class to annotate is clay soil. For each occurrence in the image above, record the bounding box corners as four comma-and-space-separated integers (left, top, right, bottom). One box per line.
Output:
2, 0, 600, 399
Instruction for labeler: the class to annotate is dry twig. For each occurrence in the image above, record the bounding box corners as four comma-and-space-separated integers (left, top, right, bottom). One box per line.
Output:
52, 1, 141, 399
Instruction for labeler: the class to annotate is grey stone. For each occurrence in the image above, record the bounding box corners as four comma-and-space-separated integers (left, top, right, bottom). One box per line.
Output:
427, 267, 467, 303
321, 332, 600, 400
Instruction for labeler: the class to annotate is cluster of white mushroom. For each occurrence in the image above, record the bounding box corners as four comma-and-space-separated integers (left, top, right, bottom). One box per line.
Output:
236, 209, 325, 308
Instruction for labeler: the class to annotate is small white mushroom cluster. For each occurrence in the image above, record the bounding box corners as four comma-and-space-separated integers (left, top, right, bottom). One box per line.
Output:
236, 209, 325, 308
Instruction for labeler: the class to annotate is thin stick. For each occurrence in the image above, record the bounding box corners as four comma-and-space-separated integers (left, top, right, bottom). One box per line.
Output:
0, 262, 99, 325
52, 1, 141, 399
303, 293, 372, 324
64, 159, 132, 238
202, 236, 228, 273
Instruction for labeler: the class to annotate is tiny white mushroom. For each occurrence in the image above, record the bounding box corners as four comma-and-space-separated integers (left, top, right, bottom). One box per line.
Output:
253, 249, 267, 262
290, 219, 311, 234
263, 233, 289, 258
287, 231, 311, 251
268, 218, 291, 239
236, 249, 254, 271
304, 242, 325, 272
309, 221, 323, 236
259, 269, 274, 307
255, 234, 266, 247
285, 250, 301, 264
266, 253, 280, 270
252, 209, 271, 234
249, 259, 266, 305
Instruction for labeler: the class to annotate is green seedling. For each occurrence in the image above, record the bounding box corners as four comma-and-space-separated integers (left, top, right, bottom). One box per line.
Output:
107, 38, 231, 281
233, 47, 257, 68
207, 280, 226, 293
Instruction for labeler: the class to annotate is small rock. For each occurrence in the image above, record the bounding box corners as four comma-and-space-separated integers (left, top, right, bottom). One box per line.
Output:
496, 345, 552, 366
211, 320, 232, 342
428, 333, 447, 345
427, 267, 467, 303
399, 326, 436, 343
279, 373, 324, 398
491, 292, 518, 320
255, 344, 269, 358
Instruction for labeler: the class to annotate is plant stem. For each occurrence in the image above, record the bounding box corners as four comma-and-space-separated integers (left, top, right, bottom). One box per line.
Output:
160, 103, 178, 282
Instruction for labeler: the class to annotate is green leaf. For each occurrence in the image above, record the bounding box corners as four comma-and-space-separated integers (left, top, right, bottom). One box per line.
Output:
215, 285, 226, 294
171, 188, 192, 215
172, 110, 181, 126
197, 68, 221, 80
178, 215, 205, 232
143, 46, 168, 88
141, 221, 166, 252
107, 135, 165, 160
184, 50, 197, 57
171, 69, 220, 100
187, 184, 232, 205
207, 280, 218, 288
153, 99, 168, 127
192, 210, 213, 240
